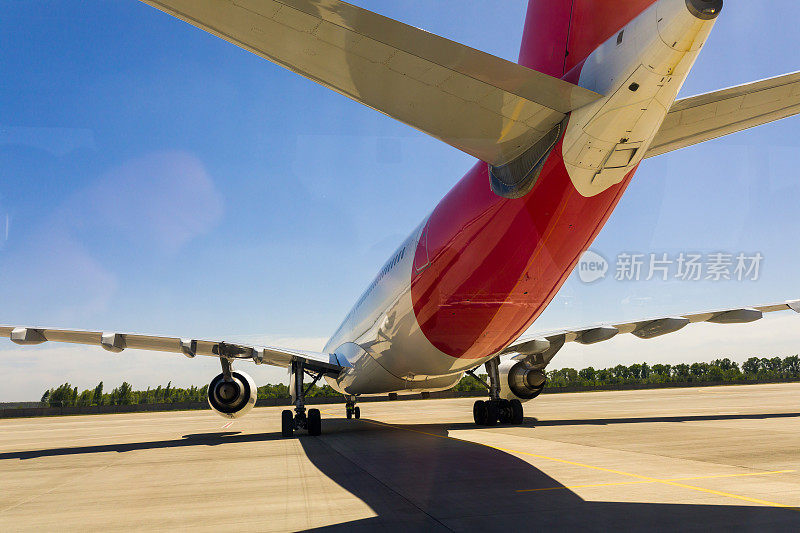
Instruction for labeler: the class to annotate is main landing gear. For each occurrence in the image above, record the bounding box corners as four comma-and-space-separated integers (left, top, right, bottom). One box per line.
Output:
469, 358, 524, 426
282, 360, 323, 437
345, 397, 360, 419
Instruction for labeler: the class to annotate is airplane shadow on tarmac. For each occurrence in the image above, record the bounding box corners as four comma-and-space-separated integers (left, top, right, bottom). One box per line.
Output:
298, 416, 800, 532
2, 414, 799, 531
0, 431, 283, 459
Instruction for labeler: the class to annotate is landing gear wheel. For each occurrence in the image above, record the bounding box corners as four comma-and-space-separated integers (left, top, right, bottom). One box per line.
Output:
498, 399, 513, 424
353, 406, 361, 419
346, 406, 353, 419
510, 399, 524, 424
485, 401, 499, 426
281, 409, 294, 437
473, 400, 487, 425
308, 408, 322, 436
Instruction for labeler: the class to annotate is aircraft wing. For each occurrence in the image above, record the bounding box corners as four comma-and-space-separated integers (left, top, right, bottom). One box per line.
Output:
502, 300, 800, 365
138, 0, 601, 167
0, 325, 342, 376
646, 71, 800, 158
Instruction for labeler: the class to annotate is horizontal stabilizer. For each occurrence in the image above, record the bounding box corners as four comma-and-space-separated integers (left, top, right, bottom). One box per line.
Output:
139, 0, 601, 166
647, 71, 800, 158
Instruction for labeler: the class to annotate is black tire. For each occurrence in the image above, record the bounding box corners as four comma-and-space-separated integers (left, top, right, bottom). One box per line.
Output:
281, 409, 294, 437
510, 399, 524, 424
346, 407, 352, 419
485, 401, 499, 426
473, 400, 487, 425
353, 406, 361, 419
498, 399, 513, 424
308, 408, 322, 436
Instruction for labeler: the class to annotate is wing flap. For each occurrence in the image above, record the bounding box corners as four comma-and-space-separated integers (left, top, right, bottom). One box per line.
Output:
139, 0, 601, 166
646, 71, 800, 158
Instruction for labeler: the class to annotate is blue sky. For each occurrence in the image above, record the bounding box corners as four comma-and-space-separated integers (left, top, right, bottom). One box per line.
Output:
1, 1, 799, 400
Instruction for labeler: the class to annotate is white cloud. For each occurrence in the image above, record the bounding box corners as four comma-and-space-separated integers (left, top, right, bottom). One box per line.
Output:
82, 151, 224, 250
0, 151, 223, 323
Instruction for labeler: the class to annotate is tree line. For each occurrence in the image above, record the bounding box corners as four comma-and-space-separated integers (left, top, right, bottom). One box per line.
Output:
544, 355, 800, 388
40, 355, 800, 407
39, 381, 341, 408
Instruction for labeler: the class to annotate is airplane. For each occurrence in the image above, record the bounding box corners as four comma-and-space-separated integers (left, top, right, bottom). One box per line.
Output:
4, 0, 800, 437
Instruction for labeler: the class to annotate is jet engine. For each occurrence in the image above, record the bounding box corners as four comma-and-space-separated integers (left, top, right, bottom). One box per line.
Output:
207, 370, 257, 419
498, 359, 546, 402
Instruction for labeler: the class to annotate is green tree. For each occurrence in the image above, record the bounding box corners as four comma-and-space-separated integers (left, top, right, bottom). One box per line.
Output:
651, 364, 671, 382
763, 357, 782, 374
597, 368, 613, 383
782, 355, 800, 376
110, 382, 134, 405
92, 382, 104, 405
673, 364, 690, 380
706, 365, 724, 382
690, 362, 708, 380
742, 357, 760, 375
711, 358, 737, 371
578, 367, 596, 383
47, 383, 75, 407
612, 364, 631, 381
76, 389, 94, 406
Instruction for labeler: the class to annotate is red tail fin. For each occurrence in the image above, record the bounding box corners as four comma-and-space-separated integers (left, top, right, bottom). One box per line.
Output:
519, 0, 659, 77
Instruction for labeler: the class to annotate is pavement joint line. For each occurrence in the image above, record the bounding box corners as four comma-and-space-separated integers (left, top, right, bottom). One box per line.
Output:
515, 470, 796, 493
361, 419, 800, 511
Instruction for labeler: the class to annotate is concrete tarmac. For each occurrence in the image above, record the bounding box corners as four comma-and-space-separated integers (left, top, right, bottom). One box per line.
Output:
2, 383, 800, 531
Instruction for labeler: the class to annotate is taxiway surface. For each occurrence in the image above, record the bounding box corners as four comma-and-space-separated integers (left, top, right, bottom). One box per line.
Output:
2, 383, 800, 531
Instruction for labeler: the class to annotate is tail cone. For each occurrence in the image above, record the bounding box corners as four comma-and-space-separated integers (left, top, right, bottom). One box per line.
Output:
686, 0, 723, 20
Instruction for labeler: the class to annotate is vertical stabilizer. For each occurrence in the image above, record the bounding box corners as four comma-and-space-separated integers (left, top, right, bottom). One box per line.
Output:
518, 1, 573, 76
519, 0, 660, 76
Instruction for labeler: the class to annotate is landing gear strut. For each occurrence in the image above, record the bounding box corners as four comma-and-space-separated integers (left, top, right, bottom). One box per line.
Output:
469, 358, 524, 426
345, 396, 360, 420
281, 360, 323, 437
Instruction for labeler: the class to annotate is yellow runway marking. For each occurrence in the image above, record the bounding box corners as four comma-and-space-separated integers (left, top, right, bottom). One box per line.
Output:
516, 470, 795, 493
360, 419, 800, 511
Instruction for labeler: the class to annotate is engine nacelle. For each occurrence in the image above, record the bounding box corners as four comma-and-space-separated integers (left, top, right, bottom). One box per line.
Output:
498, 359, 546, 402
207, 370, 257, 419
